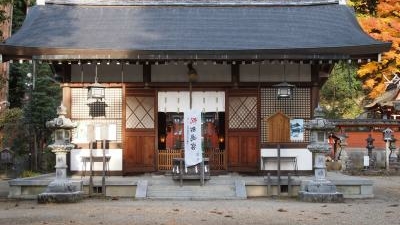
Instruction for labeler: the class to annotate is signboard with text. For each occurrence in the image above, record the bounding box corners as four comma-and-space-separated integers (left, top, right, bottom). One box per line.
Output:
184, 109, 202, 167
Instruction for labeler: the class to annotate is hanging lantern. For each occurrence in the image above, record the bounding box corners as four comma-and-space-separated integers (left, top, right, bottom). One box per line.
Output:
273, 82, 295, 99
87, 82, 105, 101
273, 63, 295, 99
87, 64, 105, 101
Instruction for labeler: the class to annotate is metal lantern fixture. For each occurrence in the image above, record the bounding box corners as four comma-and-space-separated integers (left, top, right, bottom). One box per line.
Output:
273, 63, 295, 99
87, 65, 105, 101
273, 82, 295, 99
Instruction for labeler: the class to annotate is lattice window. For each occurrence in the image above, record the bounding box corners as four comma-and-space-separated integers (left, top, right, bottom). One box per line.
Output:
71, 88, 122, 119
126, 96, 155, 129
228, 96, 257, 129
260, 88, 311, 143
71, 88, 122, 142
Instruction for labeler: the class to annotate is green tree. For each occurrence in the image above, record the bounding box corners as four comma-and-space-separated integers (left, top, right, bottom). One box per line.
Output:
24, 64, 61, 171
12, 0, 34, 34
320, 62, 365, 119
5, 62, 61, 171
1, 0, 60, 171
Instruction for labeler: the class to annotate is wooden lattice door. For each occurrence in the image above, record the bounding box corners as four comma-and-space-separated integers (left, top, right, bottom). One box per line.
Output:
123, 89, 156, 174
227, 90, 259, 172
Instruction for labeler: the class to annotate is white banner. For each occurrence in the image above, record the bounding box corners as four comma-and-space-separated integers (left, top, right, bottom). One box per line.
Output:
184, 109, 202, 167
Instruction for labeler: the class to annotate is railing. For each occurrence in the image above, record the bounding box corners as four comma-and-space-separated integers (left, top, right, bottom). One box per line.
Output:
157, 148, 225, 171
205, 148, 226, 171
158, 149, 182, 171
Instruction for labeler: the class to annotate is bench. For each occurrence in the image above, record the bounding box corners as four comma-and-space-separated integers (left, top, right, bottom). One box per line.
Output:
81, 156, 111, 177
262, 156, 297, 174
172, 158, 210, 180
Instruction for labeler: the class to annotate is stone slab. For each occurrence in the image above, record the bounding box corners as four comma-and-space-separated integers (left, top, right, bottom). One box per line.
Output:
234, 180, 247, 199
298, 191, 344, 203
37, 191, 84, 203
135, 180, 148, 199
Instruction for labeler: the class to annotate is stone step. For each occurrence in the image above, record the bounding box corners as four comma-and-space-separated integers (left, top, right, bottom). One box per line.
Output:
146, 175, 238, 186
139, 179, 246, 200
147, 185, 236, 200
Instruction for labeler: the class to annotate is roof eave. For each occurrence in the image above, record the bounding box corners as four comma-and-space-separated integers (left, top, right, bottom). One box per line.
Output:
0, 44, 391, 62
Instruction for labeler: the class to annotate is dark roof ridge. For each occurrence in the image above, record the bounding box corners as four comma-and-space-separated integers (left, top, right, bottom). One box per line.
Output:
44, 0, 339, 7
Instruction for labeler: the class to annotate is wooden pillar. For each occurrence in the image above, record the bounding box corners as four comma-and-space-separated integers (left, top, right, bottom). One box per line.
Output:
310, 65, 320, 116
143, 63, 151, 87
62, 84, 71, 118
231, 63, 239, 87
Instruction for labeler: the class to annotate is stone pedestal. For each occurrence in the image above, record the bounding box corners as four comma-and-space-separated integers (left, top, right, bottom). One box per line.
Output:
38, 148, 83, 203
298, 152, 343, 203
298, 106, 343, 203
38, 104, 83, 203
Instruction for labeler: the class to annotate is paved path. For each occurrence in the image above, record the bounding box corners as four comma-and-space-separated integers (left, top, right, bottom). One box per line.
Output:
0, 176, 399, 225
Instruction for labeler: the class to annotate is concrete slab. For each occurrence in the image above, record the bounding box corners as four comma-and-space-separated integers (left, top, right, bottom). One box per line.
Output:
135, 180, 148, 199
4, 172, 375, 199
234, 180, 247, 199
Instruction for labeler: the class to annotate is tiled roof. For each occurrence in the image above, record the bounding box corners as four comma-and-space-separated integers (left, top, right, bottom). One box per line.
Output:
1, 3, 390, 60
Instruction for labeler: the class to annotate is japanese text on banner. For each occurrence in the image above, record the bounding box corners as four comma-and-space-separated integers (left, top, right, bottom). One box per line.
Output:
184, 109, 202, 167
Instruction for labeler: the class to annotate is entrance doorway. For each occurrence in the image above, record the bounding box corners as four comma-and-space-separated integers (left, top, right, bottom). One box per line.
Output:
123, 89, 156, 174
156, 91, 226, 171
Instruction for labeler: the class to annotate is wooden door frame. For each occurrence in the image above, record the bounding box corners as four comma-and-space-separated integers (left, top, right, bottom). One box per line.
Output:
123, 86, 158, 174
226, 88, 260, 172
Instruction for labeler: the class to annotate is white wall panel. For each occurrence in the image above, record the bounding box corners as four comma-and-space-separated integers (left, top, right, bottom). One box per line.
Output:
70, 149, 122, 171
158, 91, 225, 112
260, 148, 312, 171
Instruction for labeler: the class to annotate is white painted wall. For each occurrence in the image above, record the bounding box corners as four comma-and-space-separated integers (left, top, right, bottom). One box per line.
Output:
240, 64, 311, 82
157, 91, 225, 112
260, 148, 312, 171
70, 149, 122, 171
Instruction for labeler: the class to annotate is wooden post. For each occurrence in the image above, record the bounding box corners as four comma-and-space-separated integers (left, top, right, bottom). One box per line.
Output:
101, 124, 108, 196
87, 124, 95, 197
277, 144, 281, 196
288, 173, 292, 197
89, 140, 93, 197
179, 159, 183, 187
102, 139, 106, 196
267, 172, 271, 196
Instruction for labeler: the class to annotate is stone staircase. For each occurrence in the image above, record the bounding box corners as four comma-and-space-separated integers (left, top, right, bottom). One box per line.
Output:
135, 175, 247, 200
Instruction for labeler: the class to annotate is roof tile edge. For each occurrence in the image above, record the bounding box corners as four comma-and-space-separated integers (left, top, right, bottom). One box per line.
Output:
44, 0, 340, 7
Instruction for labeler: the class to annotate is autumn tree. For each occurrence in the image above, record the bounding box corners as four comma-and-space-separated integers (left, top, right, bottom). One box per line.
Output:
354, 0, 400, 99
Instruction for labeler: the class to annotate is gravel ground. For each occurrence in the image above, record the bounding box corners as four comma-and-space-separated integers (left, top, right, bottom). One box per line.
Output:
0, 176, 400, 225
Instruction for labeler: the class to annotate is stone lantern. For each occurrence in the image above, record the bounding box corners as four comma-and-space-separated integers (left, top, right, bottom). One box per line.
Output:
38, 104, 83, 203
298, 106, 344, 202
382, 128, 394, 171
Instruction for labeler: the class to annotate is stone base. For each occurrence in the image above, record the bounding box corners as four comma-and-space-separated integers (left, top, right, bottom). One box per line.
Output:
298, 179, 344, 203
37, 191, 84, 203
37, 179, 83, 203
298, 191, 344, 203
